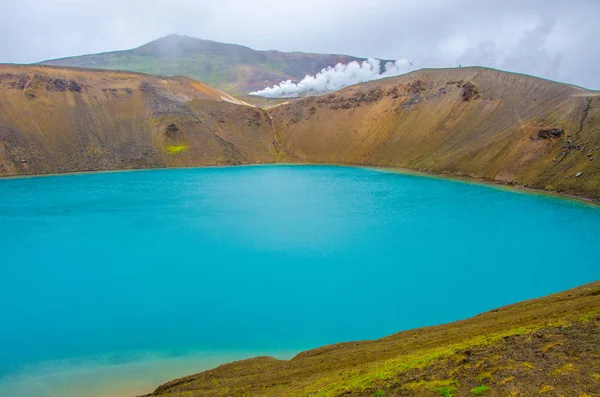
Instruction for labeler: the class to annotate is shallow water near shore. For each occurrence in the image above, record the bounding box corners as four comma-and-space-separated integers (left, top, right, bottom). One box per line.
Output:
0, 349, 295, 397
1, 165, 599, 397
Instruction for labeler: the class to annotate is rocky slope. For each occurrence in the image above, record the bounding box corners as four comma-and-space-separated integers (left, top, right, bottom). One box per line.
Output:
0, 64, 278, 176
141, 282, 600, 397
1, 65, 599, 201
270, 67, 600, 200
39, 35, 381, 95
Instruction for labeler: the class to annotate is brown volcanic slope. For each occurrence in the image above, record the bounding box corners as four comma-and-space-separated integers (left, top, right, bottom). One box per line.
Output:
1, 65, 600, 201
0, 64, 277, 176
142, 282, 600, 397
270, 67, 600, 200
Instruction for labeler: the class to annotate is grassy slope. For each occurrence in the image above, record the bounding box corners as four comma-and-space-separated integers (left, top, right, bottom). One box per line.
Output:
270, 67, 600, 200
143, 282, 600, 397
39, 35, 375, 95
0, 64, 277, 176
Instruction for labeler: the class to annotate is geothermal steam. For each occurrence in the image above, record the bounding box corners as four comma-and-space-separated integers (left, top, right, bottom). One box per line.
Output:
250, 58, 414, 98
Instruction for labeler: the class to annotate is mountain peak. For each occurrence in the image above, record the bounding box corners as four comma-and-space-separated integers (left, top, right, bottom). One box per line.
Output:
133, 34, 251, 57
40, 36, 371, 93
149, 34, 212, 45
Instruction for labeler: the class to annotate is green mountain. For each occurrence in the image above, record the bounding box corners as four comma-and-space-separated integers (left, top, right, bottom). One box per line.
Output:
39, 34, 380, 95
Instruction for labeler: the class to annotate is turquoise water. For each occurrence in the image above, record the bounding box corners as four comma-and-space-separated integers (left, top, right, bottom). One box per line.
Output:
0, 165, 599, 396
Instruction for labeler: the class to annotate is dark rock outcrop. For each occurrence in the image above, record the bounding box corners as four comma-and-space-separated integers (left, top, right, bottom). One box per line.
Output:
538, 128, 565, 139
461, 81, 480, 101
68, 80, 82, 92
165, 123, 180, 138
51, 78, 68, 92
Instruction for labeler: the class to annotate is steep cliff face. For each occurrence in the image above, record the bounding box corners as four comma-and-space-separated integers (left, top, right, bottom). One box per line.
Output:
0, 65, 277, 176
269, 67, 600, 200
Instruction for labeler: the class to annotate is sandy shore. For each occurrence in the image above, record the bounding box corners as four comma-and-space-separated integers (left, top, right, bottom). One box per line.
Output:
0, 350, 297, 397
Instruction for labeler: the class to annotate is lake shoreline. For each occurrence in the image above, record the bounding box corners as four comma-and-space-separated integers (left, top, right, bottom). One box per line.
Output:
0, 349, 298, 397
1, 161, 598, 206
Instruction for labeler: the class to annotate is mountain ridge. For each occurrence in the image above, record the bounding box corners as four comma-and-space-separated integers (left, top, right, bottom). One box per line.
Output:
39, 34, 390, 95
269, 66, 600, 200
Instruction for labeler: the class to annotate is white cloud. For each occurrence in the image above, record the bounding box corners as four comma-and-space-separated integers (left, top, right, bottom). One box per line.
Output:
456, 19, 562, 81
0, 0, 598, 89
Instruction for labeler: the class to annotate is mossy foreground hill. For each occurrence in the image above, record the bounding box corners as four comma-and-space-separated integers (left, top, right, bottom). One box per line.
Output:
1, 65, 600, 200
140, 282, 600, 397
0, 64, 278, 175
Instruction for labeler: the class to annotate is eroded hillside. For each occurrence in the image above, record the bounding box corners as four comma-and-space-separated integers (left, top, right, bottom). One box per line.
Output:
270, 67, 600, 200
1, 65, 599, 201
0, 65, 278, 176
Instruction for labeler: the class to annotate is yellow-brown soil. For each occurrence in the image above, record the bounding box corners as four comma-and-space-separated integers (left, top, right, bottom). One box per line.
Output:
1, 65, 599, 202
270, 67, 600, 201
0, 65, 277, 176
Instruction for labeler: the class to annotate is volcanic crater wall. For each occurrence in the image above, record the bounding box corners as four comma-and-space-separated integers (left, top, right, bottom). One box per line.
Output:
269, 68, 600, 200
0, 65, 599, 200
0, 65, 277, 176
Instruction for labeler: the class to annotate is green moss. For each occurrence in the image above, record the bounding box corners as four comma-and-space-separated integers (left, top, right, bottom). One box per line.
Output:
403, 379, 457, 391
471, 385, 491, 395
402, 379, 457, 397
578, 309, 600, 322
551, 363, 575, 375
166, 145, 187, 154
436, 386, 456, 397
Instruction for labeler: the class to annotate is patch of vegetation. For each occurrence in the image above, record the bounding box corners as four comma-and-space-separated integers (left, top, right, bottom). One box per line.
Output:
166, 145, 187, 154
522, 362, 535, 369
403, 379, 457, 391
402, 379, 457, 397
542, 341, 562, 352
372, 391, 386, 397
471, 385, 491, 395
578, 309, 600, 322
436, 386, 456, 397
499, 376, 514, 384
551, 363, 576, 376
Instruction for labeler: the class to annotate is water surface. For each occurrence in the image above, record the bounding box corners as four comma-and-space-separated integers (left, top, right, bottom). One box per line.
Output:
1, 165, 599, 396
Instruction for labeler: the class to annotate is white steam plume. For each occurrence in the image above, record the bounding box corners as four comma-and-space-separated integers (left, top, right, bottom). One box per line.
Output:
250, 58, 415, 98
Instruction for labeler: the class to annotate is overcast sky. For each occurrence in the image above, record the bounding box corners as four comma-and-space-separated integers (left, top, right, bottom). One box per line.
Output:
1, 0, 599, 89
